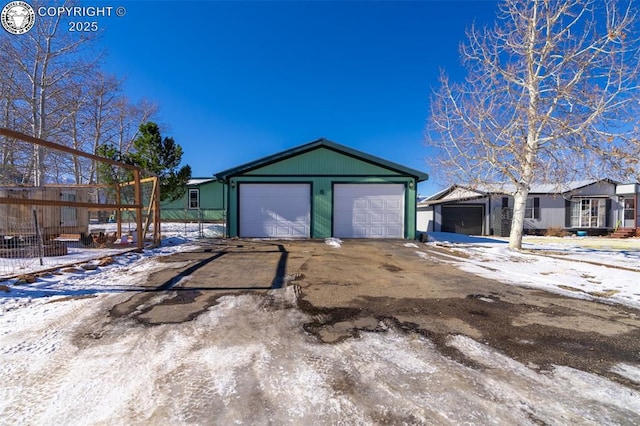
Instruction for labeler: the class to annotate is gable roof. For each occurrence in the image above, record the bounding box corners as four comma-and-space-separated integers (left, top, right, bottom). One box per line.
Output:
427, 184, 487, 200
420, 184, 488, 206
216, 138, 429, 181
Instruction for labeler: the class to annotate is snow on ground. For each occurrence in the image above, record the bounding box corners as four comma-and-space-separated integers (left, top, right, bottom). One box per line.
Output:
0, 245, 132, 279
2, 290, 639, 424
0, 222, 225, 279
424, 232, 640, 310
2, 226, 640, 424
0, 223, 224, 313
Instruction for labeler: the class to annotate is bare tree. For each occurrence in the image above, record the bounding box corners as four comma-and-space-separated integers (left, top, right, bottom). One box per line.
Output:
63, 71, 123, 184
426, 0, 640, 250
113, 98, 158, 157
2, 0, 97, 185
0, 0, 158, 187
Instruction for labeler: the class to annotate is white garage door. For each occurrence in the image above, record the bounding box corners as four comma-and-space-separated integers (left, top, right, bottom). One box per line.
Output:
333, 184, 405, 238
239, 183, 311, 238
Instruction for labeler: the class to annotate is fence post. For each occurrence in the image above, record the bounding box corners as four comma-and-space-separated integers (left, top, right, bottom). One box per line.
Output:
154, 176, 161, 244
116, 183, 122, 238
134, 169, 143, 249
32, 209, 44, 266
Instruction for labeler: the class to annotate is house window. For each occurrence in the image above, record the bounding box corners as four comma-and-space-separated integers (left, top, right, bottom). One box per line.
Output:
570, 198, 606, 228
188, 189, 199, 209
624, 198, 635, 220
524, 197, 540, 219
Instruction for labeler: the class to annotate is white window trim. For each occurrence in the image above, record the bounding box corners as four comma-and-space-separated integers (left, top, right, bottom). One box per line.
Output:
188, 189, 200, 210
524, 198, 534, 219
570, 198, 606, 228
624, 198, 635, 220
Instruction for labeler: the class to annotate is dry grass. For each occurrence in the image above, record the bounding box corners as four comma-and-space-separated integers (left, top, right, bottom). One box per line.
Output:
588, 290, 620, 298
523, 235, 640, 250
545, 227, 569, 237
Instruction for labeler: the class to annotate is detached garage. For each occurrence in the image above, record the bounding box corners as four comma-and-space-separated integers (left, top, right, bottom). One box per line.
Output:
217, 139, 428, 239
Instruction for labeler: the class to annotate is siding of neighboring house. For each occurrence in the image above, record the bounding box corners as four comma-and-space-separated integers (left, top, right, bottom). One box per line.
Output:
416, 206, 433, 232
489, 194, 566, 232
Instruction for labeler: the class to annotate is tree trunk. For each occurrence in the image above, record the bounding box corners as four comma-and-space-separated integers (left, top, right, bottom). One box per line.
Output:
509, 187, 529, 250
509, 2, 539, 251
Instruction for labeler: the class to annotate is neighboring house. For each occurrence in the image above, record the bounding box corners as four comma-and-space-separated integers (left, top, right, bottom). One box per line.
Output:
216, 138, 429, 239
160, 178, 225, 222
418, 179, 639, 236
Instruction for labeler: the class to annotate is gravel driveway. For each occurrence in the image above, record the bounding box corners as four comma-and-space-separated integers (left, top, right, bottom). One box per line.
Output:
3, 238, 640, 424
115, 238, 640, 388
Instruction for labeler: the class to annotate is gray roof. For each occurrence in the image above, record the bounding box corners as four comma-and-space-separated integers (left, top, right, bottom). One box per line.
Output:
492, 179, 618, 194
423, 179, 619, 205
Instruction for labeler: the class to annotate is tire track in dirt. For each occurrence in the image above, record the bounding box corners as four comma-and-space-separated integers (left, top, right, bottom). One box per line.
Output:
0, 296, 104, 422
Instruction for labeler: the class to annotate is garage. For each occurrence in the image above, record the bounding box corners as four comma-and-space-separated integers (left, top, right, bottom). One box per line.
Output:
333, 184, 404, 238
441, 205, 484, 235
217, 138, 428, 239
239, 183, 311, 238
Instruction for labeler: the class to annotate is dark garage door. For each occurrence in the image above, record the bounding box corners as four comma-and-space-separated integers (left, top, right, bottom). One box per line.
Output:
441, 205, 484, 235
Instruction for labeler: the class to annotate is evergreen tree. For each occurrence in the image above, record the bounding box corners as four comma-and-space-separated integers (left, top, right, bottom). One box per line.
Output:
126, 122, 191, 202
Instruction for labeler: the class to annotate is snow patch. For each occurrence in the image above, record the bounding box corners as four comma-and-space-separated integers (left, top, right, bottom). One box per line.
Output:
415, 251, 429, 260
325, 238, 342, 248
202, 224, 225, 238
427, 232, 640, 310
611, 363, 640, 384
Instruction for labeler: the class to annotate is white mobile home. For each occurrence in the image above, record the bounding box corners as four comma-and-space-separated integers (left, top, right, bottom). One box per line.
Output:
419, 179, 638, 237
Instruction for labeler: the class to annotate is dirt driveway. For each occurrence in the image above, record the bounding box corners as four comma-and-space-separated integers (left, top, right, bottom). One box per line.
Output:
111, 238, 640, 390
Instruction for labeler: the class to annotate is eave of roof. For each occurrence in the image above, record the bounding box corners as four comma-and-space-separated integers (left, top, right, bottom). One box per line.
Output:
216, 138, 429, 182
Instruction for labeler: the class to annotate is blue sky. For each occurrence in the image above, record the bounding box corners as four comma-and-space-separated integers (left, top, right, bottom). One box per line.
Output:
99, 0, 499, 195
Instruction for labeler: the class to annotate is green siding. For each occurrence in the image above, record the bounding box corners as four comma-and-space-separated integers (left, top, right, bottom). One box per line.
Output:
245, 148, 399, 176
222, 144, 425, 240
161, 180, 226, 222
227, 176, 419, 239
161, 209, 225, 222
